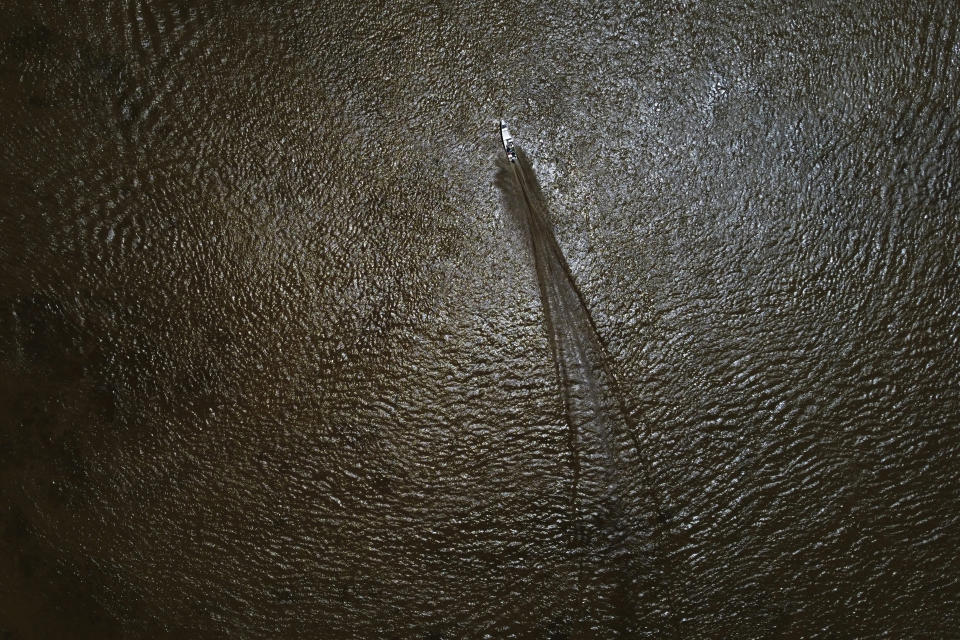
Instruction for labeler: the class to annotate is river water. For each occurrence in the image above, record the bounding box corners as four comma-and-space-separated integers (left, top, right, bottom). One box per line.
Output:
1, 1, 959, 638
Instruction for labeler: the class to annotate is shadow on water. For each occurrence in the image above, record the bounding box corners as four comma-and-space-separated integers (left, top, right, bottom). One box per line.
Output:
496, 147, 675, 636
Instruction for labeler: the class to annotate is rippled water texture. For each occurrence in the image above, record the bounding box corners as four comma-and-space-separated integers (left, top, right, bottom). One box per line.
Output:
2, 1, 959, 638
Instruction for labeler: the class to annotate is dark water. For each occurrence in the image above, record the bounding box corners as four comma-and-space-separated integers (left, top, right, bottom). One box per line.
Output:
2, 1, 959, 638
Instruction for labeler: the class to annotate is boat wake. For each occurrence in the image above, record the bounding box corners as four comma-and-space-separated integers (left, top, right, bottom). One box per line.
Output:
495, 134, 668, 634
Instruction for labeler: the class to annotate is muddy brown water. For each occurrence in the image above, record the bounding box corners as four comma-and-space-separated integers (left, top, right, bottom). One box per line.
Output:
2, 1, 959, 638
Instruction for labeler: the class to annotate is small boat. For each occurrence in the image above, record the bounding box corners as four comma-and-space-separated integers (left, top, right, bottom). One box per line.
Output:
500, 120, 517, 163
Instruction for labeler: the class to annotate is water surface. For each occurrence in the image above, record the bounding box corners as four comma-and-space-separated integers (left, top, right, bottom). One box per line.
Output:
1, 1, 959, 638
